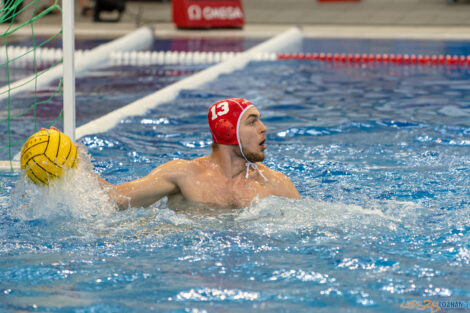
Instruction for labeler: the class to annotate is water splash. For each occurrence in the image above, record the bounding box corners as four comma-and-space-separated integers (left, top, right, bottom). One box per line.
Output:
7, 146, 115, 225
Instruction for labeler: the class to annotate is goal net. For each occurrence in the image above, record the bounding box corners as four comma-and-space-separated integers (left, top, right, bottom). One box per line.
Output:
0, 0, 67, 171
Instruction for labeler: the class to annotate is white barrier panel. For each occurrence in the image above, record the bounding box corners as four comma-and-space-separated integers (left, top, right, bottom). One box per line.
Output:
77, 27, 302, 138
0, 27, 154, 102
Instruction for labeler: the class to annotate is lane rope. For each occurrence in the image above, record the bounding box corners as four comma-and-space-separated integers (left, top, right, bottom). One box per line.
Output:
277, 52, 470, 66
4, 48, 470, 67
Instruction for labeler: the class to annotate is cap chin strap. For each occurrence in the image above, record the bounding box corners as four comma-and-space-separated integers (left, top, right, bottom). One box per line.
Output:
234, 102, 268, 182
239, 146, 268, 182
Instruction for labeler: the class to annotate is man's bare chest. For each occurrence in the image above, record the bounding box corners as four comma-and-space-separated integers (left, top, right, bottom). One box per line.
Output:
177, 175, 270, 209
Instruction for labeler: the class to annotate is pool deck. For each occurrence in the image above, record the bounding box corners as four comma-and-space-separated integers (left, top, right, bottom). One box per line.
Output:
2, 0, 470, 40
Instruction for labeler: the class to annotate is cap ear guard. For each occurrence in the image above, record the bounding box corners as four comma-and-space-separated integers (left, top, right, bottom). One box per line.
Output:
208, 98, 253, 145
214, 118, 235, 143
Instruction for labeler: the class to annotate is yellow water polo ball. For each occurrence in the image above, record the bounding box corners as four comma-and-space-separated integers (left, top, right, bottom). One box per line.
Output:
20, 128, 78, 185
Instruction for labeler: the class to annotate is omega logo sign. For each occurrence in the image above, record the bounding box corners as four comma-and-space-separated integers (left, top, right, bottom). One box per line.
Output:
187, 5, 243, 21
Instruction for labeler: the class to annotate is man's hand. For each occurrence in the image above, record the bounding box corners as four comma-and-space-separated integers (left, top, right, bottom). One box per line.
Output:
40, 126, 59, 132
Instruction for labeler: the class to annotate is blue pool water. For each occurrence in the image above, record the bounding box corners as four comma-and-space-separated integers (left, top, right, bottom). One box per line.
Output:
0, 63, 208, 159
1, 38, 470, 312
0, 36, 263, 157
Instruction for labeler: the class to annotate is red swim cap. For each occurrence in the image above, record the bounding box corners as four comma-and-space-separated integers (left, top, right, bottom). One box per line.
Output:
208, 98, 254, 145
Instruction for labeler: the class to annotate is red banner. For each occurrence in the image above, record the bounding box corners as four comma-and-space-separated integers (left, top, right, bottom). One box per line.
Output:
172, 0, 245, 29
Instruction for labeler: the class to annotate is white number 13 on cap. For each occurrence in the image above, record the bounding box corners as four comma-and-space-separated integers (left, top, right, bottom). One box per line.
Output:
211, 102, 229, 120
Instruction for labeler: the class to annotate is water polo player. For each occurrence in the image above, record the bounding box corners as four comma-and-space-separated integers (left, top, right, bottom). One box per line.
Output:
98, 98, 301, 210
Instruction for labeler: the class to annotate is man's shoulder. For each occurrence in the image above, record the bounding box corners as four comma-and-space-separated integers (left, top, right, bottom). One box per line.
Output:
258, 163, 301, 199
257, 163, 291, 182
166, 158, 192, 167
158, 158, 191, 170
150, 158, 192, 178
161, 156, 208, 174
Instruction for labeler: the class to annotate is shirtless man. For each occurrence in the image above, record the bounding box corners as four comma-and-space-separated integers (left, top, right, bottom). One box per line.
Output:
99, 98, 301, 210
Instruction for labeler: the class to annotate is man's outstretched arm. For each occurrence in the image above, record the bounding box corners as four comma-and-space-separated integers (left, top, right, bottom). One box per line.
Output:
98, 159, 187, 210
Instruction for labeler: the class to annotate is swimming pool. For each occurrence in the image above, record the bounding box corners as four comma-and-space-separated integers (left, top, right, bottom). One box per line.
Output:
0, 36, 264, 159
1, 38, 469, 312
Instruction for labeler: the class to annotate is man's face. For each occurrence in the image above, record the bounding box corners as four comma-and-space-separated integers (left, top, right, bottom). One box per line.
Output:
238, 107, 267, 162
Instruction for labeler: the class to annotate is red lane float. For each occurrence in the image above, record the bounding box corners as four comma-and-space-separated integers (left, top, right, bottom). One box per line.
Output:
276, 52, 470, 67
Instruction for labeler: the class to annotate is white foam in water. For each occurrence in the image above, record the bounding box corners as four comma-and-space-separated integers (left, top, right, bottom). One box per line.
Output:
5, 145, 198, 239
234, 196, 426, 237
154, 207, 195, 226
8, 146, 116, 222
4, 145, 449, 242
